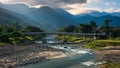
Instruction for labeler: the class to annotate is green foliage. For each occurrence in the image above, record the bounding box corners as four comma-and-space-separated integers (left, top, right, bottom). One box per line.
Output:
0, 25, 3, 33
0, 22, 45, 44
84, 40, 120, 50
79, 24, 92, 33
22, 25, 43, 32
0, 34, 10, 43
89, 21, 97, 33
58, 25, 76, 32
5, 26, 16, 32
9, 37, 24, 45
10, 31, 23, 37
116, 37, 120, 40
99, 63, 120, 68
25, 36, 34, 41
84, 40, 103, 50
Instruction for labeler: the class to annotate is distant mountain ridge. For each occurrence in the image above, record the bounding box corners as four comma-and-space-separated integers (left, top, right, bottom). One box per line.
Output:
0, 7, 28, 25
0, 3, 120, 31
53, 9, 120, 27
76, 11, 120, 17
0, 3, 73, 31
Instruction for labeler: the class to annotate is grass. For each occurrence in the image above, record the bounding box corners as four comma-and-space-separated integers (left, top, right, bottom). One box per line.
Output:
96, 40, 120, 43
57, 35, 84, 42
84, 40, 120, 50
99, 63, 120, 68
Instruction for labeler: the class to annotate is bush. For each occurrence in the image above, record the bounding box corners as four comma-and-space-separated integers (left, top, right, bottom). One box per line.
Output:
116, 37, 120, 40
84, 41, 103, 50
0, 34, 10, 43
10, 31, 23, 37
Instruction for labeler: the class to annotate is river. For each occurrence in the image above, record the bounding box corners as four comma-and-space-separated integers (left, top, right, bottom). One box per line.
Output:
18, 44, 101, 68
18, 35, 99, 68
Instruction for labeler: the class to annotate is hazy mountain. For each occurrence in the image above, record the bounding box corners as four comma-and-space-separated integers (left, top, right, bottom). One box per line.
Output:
0, 3, 73, 31
111, 12, 120, 17
76, 10, 120, 17
0, 3, 120, 31
75, 15, 120, 27
0, 7, 28, 25
54, 9, 120, 26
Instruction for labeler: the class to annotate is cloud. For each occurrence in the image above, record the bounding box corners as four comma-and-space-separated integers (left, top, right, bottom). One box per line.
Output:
0, 0, 87, 5
105, 2, 110, 6
62, 3, 102, 15
115, 9, 120, 12
0, 0, 118, 15
96, 0, 100, 2
0, 0, 87, 14
105, 2, 117, 6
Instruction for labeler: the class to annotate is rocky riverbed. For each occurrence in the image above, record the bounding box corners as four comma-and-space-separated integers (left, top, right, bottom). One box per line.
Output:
0, 44, 66, 68
95, 46, 120, 68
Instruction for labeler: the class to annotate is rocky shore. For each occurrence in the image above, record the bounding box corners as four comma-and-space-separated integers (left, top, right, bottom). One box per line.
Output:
0, 44, 66, 68
95, 46, 120, 67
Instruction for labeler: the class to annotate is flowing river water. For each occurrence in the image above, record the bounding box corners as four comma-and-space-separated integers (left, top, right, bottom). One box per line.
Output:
18, 44, 101, 68
18, 36, 100, 68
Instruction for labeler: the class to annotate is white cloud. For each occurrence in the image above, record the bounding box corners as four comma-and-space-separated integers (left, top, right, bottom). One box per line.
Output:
96, 0, 100, 3
113, 2, 116, 5
105, 2, 117, 6
105, 8, 114, 12
0, 0, 119, 15
114, 9, 120, 12
105, 2, 110, 6
61, 3, 102, 15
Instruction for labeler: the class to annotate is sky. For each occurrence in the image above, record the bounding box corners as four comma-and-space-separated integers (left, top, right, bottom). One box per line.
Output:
0, 0, 120, 15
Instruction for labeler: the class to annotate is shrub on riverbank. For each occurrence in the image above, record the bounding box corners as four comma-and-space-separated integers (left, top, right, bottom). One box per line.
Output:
84, 40, 120, 50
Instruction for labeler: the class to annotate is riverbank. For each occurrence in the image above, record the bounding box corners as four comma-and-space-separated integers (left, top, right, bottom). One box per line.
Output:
96, 46, 120, 68
0, 44, 66, 68
84, 40, 120, 68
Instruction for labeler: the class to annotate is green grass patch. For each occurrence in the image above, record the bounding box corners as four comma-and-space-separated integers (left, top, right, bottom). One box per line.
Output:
84, 40, 120, 50
99, 63, 120, 68
57, 35, 84, 42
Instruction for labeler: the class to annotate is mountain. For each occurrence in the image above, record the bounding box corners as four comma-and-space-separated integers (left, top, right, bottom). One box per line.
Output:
0, 3, 73, 31
76, 10, 120, 17
0, 3, 120, 31
111, 12, 120, 17
75, 15, 120, 27
54, 9, 120, 27
0, 7, 28, 25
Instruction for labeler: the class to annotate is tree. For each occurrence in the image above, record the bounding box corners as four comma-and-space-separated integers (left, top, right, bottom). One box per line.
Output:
10, 31, 23, 38
79, 24, 92, 33
0, 34, 10, 43
0, 25, 3, 33
65, 25, 76, 32
9, 31, 24, 44
5, 22, 21, 32
22, 25, 44, 32
102, 20, 112, 39
58, 25, 76, 32
89, 21, 97, 33
6, 26, 16, 32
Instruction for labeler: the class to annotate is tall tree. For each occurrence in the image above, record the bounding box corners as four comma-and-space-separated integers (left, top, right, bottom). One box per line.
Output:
79, 24, 92, 33
89, 21, 97, 33
102, 20, 112, 39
